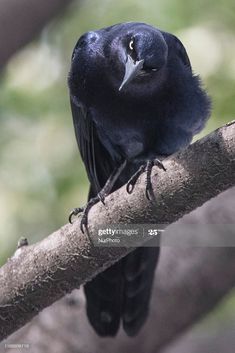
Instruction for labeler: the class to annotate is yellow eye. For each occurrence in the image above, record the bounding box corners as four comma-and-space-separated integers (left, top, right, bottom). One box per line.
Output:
129, 39, 134, 50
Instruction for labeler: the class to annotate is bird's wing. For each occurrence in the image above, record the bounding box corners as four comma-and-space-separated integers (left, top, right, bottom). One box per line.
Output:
173, 35, 192, 70
70, 95, 112, 194
163, 31, 192, 71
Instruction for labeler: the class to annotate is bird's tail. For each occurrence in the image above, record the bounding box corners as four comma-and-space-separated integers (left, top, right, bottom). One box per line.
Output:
122, 247, 159, 336
84, 261, 124, 336
84, 247, 159, 336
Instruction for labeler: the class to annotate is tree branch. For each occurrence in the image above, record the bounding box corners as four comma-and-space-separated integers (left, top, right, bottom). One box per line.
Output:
0, 0, 73, 68
0, 121, 235, 341
2, 187, 235, 353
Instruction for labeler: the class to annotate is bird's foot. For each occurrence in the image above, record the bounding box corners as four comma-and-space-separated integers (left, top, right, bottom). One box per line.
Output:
69, 207, 84, 224
126, 158, 166, 201
69, 193, 104, 233
69, 161, 127, 233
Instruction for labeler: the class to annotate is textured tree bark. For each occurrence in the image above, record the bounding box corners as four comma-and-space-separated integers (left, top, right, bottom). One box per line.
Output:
2, 187, 235, 353
0, 121, 235, 342
0, 0, 73, 68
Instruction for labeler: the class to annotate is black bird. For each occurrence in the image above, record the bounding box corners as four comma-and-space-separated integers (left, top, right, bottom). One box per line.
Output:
68, 22, 211, 337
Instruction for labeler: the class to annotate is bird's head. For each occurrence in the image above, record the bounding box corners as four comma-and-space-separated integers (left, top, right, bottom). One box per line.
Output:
110, 23, 168, 91
69, 23, 171, 97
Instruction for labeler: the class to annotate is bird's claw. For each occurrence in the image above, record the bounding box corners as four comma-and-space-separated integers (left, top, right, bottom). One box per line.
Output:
126, 165, 146, 194
69, 206, 89, 234
80, 213, 88, 234
145, 160, 155, 201
69, 207, 84, 224
126, 158, 166, 200
69, 193, 103, 234
69, 205, 90, 234
145, 181, 155, 201
98, 192, 106, 205
154, 159, 166, 172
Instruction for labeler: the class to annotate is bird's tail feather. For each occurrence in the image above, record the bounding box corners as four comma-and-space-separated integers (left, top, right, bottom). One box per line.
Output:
84, 261, 124, 336
84, 247, 159, 336
122, 247, 160, 336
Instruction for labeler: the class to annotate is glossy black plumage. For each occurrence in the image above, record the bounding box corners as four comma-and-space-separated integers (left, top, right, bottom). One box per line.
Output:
68, 22, 211, 336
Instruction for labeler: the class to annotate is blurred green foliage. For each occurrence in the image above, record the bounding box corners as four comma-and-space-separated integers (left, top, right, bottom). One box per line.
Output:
0, 0, 235, 265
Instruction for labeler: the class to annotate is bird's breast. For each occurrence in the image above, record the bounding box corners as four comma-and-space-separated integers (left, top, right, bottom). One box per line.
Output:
115, 131, 145, 159
97, 122, 145, 161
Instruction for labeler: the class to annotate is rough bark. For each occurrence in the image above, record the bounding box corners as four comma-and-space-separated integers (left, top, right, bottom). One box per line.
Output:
0, 121, 235, 342
2, 186, 235, 353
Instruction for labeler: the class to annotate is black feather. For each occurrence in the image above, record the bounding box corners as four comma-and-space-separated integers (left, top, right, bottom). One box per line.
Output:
68, 22, 211, 337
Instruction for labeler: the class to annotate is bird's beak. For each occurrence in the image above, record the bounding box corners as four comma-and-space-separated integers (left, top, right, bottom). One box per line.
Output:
119, 55, 144, 91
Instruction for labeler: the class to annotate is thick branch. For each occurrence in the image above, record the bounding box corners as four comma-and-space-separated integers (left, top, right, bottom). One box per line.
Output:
2, 187, 235, 353
0, 121, 235, 341
0, 0, 73, 68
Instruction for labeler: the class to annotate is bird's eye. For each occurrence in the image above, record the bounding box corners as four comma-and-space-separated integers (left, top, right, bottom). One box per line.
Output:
129, 39, 134, 50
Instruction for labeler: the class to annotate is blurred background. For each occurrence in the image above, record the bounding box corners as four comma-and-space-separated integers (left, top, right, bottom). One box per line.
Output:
0, 0, 235, 351
1, 0, 235, 265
